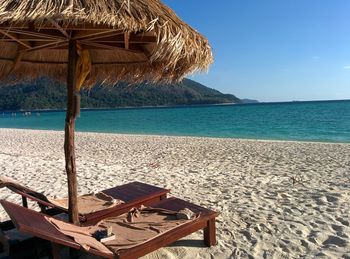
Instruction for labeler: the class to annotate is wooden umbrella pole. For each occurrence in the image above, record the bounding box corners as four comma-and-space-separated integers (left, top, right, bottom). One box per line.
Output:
65, 40, 79, 225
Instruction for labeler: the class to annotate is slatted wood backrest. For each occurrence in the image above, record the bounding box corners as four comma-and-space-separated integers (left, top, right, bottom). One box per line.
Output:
0, 200, 113, 258
0, 177, 62, 210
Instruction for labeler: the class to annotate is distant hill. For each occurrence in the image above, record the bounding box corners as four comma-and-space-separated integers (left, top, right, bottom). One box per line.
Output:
0, 78, 241, 110
241, 98, 259, 104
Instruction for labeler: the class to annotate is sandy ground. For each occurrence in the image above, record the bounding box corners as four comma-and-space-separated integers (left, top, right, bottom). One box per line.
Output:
0, 128, 349, 259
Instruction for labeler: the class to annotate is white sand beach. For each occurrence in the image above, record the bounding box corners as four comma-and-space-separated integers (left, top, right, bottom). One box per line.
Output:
0, 128, 349, 258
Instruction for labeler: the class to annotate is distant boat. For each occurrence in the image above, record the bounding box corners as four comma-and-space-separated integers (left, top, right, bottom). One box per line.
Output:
23, 111, 32, 117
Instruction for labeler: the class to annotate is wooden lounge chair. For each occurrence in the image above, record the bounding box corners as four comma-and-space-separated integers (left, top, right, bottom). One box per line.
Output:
0, 178, 169, 223
1, 198, 218, 259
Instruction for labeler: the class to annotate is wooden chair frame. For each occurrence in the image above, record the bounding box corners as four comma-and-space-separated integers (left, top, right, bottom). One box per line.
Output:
1, 197, 218, 259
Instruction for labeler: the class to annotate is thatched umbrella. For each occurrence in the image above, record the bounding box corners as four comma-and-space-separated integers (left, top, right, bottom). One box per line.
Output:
0, 0, 213, 224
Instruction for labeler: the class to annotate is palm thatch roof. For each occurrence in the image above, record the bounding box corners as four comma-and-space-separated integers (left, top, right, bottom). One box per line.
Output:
0, 0, 213, 87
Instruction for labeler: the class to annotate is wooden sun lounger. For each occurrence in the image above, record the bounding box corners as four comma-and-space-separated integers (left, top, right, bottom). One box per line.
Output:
1, 198, 218, 259
4, 181, 169, 223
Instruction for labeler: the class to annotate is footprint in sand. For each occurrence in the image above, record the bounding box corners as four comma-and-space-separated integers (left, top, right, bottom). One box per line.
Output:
240, 230, 253, 241
331, 224, 344, 232
322, 235, 348, 247
326, 195, 339, 203
307, 230, 328, 245
336, 217, 349, 227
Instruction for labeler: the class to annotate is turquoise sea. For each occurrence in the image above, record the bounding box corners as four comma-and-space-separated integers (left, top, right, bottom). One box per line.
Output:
0, 100, 349, 143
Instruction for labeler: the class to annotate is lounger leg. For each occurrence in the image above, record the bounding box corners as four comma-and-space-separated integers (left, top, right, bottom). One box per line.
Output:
203, 218, 216, 247
21, 196, 28, 208
39, 204, 47, 212
51, 242, 61, 259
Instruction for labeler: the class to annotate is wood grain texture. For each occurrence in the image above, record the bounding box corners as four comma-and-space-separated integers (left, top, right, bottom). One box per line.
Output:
64, 40, 79, 225
1, 196, 218, 259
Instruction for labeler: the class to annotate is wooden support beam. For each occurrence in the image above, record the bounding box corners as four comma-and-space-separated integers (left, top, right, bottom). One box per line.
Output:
9, 51, 23, 73
80, 41, 143, 53
0, 27, 156, 45
65, 40, 79, 225
0, 38, 57, 42
5, 40, 26, 76
0, 57, 65, 64
0, 29, 31, 48
92, 60, 148, 65
139, 45, 153, 60
124, 32, 129, 50
73, 30, 123, 42
83, 35, 157, 44
7, 29, 65, 40
22, 40, 68, 53
49, 19, 70, 38
73, 30, 122, 41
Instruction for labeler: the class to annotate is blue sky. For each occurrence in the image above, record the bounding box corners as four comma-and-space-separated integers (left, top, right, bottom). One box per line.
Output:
163, 0, 350, 102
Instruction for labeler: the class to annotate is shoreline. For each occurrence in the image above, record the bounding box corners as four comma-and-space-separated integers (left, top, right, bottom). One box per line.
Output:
0, 127, 349, 145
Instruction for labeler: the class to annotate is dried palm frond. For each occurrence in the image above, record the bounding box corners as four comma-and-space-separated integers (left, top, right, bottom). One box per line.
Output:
0, 0, 213, 86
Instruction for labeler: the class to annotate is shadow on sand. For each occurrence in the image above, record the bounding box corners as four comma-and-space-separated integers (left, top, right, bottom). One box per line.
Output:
168, 239, 206, 248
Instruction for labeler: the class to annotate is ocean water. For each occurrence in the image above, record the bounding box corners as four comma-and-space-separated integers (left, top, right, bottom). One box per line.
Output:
0, 100, 349, 143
